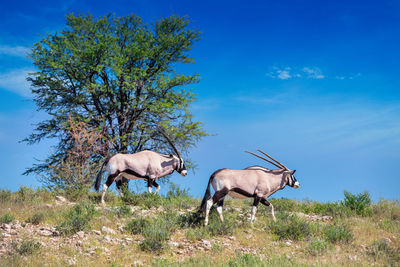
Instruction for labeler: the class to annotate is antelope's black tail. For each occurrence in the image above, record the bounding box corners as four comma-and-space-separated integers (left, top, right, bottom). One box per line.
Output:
199, 169, 224, 212
94, 156, 111, 192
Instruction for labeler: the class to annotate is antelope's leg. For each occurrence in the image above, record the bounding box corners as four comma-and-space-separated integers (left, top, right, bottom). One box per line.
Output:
101, 173, 118, 206
205, 189, 228, 226
152, 180, 161, 194
115, 177, 124, 197
204, 198, 213, 226
216, 197, 225, 222
261, 198, 276, 221
250, 197, 261, 223
147, 179, 153, 193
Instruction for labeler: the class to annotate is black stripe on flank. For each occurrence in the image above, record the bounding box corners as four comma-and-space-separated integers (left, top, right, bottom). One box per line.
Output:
231, 188, 256, 198
121, 169, 149, 179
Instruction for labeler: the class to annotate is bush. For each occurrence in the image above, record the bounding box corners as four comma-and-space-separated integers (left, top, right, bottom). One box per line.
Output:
139, 221, 171, 252
268, 212, 312, 241
11, 240, 41, 255
0, 189, 12, 203
306, 238, 330, 256
177, 212, 203, 228
227, 253, 264, 266
367, 239, 400, 264
125, 217, 149, 235
166, 182, 190, 199
206, 213, 236, 236
15, 186, 38, 203
140, 213, 178, 253
0, 213, 15, 223
301, 201, 351, 217
26, 213, 45, 225
125, 212, 178, 253
323, 224, 353, 244
56, 202, 96, 235
114, 203, 131, 218
341, 191, 371, 216
372, 199, 400, 221
270, 198, 299, 212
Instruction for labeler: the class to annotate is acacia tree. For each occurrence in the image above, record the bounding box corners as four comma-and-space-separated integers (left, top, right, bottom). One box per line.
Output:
24, 13, 207, 188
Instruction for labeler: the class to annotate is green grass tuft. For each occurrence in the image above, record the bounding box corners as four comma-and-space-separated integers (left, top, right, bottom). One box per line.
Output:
0, 213, 15, 223
56, 202, 96, 235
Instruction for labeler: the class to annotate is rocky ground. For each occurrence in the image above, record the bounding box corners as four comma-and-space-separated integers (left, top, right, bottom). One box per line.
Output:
0, 193, 398, 266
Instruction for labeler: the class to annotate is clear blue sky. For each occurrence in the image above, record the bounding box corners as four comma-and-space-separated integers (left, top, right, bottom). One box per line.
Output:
0, 0, 399, 202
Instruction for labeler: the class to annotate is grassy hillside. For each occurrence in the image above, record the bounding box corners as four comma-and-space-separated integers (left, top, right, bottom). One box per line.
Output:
0, 186, 399, 266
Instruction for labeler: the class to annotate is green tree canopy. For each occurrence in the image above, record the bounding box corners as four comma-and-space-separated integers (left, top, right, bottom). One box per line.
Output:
24, 13, 207, 188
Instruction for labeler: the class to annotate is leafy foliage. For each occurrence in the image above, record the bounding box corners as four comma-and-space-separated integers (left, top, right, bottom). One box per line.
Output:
56, 202, 96, 235
341, 191, 372, 216
0, 189, 12, 203
306, 238, 330, 256
0, 213, 15, 224
11, 240, 41, 256
323, 224, 353, 244
366, 239, 400, 265
24, 13, 208, 188
268, 212, 312, 241
26, 213, 45, 225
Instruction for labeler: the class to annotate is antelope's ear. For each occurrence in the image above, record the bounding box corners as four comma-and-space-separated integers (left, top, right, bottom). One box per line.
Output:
291, 170, 296, 174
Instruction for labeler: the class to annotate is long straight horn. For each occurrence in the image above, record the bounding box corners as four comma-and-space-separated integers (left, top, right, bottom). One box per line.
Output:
257, 149, 288, 170
158, 127, 182, 159
245, 151, 283, 169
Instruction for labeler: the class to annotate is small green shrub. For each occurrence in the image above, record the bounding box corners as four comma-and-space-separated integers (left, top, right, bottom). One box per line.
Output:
301, 201, 351, 217
126, 213, 178, 253
0, 189, 12, 203
323, 224, 353, 244
270, 198, 299, 212
166, 182, 190, 199
367, 239, 400, 264
185, 227, 206, 241
125, 217, 149, 235
140, 214, 177, 253
372, 199, 400, 221
269, 212, 312, 241
140, 222, 171, 253
11, 240, 41, 255
0, 213, 15, 223
15, 186, 38, 203
378, 218, 400, 233
114, 203, 131, 218
56, 202, 96, 235
341, 191, 371, 216
306, 238, 330, 256
177, 212, 203, 228
228, 253, 264, 266
26, 213, 45, 225
206, 214, 236, 236
62, 186, 90, 202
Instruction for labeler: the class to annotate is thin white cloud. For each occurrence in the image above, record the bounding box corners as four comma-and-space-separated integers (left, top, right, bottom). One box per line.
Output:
335, 73, 361, 80
302, 67, 325, 79
267, 66, 325, 80
277, 70, 291, 80
0, 68, 33, 97
0, 45, 30, 58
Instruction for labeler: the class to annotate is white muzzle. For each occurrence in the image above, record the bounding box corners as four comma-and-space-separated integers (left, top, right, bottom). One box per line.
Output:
181, 170, 187, 176
293, 181, 300, 188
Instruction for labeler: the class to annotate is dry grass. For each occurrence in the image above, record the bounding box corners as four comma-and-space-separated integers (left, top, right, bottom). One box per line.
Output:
0, 188, 398, 266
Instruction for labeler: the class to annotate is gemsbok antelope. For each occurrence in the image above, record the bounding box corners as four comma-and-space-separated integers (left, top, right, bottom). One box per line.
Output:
200, 149, 300, 226
94, 129, 187, 206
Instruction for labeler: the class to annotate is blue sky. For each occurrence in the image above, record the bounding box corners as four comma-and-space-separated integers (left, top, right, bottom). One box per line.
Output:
0, 0, 399, 202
